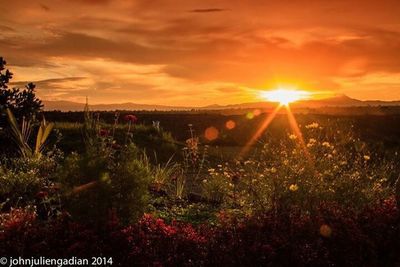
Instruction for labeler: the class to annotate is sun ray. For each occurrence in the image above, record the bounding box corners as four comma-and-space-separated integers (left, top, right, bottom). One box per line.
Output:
239, 104, 282, 157
285, 105, 314, 165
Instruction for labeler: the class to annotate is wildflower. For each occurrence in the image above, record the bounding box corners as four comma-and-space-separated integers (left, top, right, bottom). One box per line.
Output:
124, 114, 138, 123
305, 122, 319, 129
99, 129, 109, 137
202, 179, 207, 183
186, 137, 199, 151
36, 191, 48, 199
207, 168, 215, 173
322, 141, 333, 149
363, 155, 371, 161
307, 138, 317, 148
270, 167, 277, 173
289, 134, 297, 140
112, 143, 121, 150
289, 184, 299, 192
152, 120, 160, 129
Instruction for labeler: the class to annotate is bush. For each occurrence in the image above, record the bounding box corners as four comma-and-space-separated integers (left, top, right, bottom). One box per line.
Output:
202, 122, 396, 214
0, 201, 399, 266
0, 154, 62, 218
58, 144, 151, 225
0, 56, 42, 125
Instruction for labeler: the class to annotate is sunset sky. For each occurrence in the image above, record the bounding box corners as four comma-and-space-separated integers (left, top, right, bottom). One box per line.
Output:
1, 0, 400, 106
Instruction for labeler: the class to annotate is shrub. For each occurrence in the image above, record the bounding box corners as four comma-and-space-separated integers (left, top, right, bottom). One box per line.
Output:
58, 107, 152, 225
0, 201, 399, 266
0, 153, 62, 218
58, 143, 151, 226
0, 56, 42, 124
203, 122, 396, 214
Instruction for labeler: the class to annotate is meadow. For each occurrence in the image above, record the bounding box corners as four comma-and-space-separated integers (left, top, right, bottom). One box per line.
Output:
1, 103, 400, 266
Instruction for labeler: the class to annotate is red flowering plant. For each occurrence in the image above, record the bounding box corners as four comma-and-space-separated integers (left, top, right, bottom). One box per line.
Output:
124, 114, 138, 123
124, 114, 138, 143
0, 202, 399, 265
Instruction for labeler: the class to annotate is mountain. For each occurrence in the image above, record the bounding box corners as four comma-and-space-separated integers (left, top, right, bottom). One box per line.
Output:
43, 95, 400, 111
43, 101, 193, 111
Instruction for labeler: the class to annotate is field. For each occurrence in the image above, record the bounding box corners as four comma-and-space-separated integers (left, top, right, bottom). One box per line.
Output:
3, 0, 400, 264
1, 105, 400, 266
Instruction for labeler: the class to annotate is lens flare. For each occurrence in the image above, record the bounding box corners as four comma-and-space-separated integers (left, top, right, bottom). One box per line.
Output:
225, 120, 236, 130
205, 126, 219, 141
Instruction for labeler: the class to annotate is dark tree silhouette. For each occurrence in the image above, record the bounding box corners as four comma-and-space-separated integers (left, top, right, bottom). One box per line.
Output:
0, 57, 43, 123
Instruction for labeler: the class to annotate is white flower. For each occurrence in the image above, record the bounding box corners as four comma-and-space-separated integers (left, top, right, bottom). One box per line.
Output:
305, 122, 319, 129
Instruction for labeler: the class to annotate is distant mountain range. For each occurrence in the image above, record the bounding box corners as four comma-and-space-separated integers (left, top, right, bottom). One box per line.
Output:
43, 95, 400, 112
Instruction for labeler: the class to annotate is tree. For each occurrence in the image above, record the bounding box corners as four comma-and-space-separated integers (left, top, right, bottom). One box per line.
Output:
0, 57, 43, 123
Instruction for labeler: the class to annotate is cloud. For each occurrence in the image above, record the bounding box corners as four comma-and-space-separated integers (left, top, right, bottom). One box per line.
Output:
189, 8, 227, 13
1, 0, 400, 103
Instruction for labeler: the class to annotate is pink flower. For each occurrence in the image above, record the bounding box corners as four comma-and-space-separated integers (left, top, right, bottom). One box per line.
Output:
124, 114, 138, 123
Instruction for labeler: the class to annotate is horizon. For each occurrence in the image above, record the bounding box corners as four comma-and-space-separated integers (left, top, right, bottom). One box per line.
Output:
41, 93, 400, 112
2, 1, 400, 105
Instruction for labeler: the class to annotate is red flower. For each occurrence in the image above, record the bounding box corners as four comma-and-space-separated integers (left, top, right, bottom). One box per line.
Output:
99, 129, 110, 137
36, 191, 48, 199
124, 114, 138, 123
112, 143, 122, 150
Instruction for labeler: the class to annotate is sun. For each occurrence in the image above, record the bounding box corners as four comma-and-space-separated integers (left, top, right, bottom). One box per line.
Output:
260, 88, 311, 105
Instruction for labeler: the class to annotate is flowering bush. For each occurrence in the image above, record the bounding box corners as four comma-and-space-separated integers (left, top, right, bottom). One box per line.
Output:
0, 201, 399, 266
202, 122, 396, 214
0, 154, 62, 218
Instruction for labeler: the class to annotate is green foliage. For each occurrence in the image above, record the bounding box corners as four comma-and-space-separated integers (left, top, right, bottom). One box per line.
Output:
59, 144, 152, 225
6, 109, 54, 158
202, 122, 396, 215
0, 153, 62, 217
53, 121, 178, 161
149, 198, 218, 225
150, 156, 180, 192
171, 124, 208, 199
58, 106, 152, 225
201, 168, 231, 204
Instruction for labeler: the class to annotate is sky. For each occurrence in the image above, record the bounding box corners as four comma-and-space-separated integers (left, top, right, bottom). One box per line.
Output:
1, 0, 400, 106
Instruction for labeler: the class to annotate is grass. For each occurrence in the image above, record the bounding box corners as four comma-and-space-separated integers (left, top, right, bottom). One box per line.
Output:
1, 110, 400, 265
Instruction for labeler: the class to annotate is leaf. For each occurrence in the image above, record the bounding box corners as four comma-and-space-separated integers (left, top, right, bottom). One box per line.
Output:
6, 108, 32, 157
34, 117, 54, 156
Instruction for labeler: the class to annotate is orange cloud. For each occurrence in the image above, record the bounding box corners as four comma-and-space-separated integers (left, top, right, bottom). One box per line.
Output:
1, 0, 400, 104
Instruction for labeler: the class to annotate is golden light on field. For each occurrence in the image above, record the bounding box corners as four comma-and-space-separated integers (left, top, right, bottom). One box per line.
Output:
240, 88, 316, 161
260, 89, 311, 105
